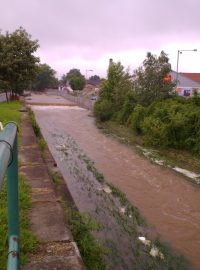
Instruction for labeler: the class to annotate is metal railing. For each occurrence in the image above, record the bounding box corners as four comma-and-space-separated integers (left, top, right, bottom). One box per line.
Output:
0, 122, 19, 270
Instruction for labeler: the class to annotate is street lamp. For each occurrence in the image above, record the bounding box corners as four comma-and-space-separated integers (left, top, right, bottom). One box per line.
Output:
176, 49, 197, 85
86, 69, 93, 80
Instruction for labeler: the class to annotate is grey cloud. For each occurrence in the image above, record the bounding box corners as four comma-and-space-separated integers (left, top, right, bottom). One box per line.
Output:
1, 0, 200, 74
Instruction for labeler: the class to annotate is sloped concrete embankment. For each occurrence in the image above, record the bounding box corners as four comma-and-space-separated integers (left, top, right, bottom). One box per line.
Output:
19, 111, 85, 270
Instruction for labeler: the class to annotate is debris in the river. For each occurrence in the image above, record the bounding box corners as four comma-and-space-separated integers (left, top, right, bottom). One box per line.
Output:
103, 186, 112, 194
173, 166, 200, 181
150, 246, 164, 259
138, 236, 151, 246
56, 144, 67, 151
138, 237, 164, 259
120, 207, 126, 214
154, 159, 164, 166
0, 122, 3, 131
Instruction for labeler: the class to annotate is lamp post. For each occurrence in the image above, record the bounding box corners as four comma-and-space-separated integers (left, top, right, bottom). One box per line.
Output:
176, 49, 197, 85
86, 69, 93, 80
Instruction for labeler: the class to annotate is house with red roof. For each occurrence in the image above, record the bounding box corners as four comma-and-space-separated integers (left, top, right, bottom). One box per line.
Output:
180, 73, 200, 84
170, 71, 200, 97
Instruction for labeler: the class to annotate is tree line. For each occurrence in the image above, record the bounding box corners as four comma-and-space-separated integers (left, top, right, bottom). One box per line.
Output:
94, 52, 200, 155
0, 27, 59, 96
0, 27, 102, 96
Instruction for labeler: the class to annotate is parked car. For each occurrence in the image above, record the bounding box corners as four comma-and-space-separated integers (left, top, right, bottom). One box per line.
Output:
90, 96, 97, 100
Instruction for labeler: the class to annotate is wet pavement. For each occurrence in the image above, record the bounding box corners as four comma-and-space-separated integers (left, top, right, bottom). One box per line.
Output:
30, 94, 200, 269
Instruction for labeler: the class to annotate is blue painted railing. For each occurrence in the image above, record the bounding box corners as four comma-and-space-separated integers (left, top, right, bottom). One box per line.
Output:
0, 122, 19, 270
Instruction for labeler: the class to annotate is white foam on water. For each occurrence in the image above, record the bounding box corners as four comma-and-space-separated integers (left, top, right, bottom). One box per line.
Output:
31, 105, 86, 111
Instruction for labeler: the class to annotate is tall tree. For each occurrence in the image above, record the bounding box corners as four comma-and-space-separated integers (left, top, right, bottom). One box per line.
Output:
134, 51, 174, 106
0, 27, 39, 95
32, 63, 58, 90
65, 68, 86, 90
61, 74, 68, 85
100, 61, 131, 107
66, 68, 82, 80
94, 61, 132, 121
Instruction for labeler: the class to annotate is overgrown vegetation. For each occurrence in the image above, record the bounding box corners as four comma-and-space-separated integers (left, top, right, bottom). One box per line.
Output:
28, 108, 47, 154
32, 63, 58, 90
65, 208, 108, 270
94, 51, 200, 157
61, 68, 86, 90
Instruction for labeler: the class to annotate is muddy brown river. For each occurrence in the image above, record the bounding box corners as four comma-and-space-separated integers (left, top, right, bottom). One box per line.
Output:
31, 100, 200, 269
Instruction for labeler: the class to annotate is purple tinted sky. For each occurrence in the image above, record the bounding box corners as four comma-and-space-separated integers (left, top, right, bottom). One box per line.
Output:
1, 0, 200, 77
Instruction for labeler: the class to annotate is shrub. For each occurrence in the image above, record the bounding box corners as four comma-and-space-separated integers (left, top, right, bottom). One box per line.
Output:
131, 99, 200, 154
128, 104, 146, 133
94, 99, 114, 121
115, 92, 137, 124
141, 116, 169, 147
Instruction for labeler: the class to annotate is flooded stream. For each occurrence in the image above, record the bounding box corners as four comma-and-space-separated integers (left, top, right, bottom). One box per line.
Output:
32, 104, 200, 269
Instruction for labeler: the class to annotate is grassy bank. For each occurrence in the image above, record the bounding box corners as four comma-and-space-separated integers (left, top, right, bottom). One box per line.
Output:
0, 101, 21, 125
96, 120, 200, 181
28, 109, 47, 155
0, 101, 37, 269
0, 176, 37, 269
65, 207, 108, 270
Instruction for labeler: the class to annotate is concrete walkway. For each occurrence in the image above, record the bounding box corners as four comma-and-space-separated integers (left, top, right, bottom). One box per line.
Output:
19, 110, 85, 270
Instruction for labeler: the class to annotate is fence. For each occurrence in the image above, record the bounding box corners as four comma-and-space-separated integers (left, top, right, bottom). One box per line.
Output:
0, 122, 19, 270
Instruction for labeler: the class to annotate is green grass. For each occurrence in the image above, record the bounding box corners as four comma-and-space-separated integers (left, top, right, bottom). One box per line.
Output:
28, 109, 47, 155
65, 207, 108, 270
0, 101, 21, 125
0, 176, 38, 270
82, 155, 105, 183
0, 101, 37, 269
49, 170, 61, 185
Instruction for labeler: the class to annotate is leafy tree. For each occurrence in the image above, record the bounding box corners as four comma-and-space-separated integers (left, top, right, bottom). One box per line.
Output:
65, 68, 86, 90
95, 61, 132, 121
66, 68, 83, 80
69, 76, 86, 90
100, 62, 131, 103
94, 99, 114, 121
61, 74, 68, 85
32, 63, 58, 90
0, 27, 39, 95
133, 51, 175, 106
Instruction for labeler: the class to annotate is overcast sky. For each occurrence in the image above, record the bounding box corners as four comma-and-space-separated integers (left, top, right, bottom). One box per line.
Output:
1, 0, 200, 78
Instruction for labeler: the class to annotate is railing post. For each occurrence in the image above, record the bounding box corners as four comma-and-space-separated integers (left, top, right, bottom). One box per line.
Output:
7, 134, 19, 270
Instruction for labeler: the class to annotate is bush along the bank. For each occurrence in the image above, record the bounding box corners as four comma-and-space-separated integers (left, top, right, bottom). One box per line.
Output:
134, 97, 200, 154
94, 52, 200, 155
